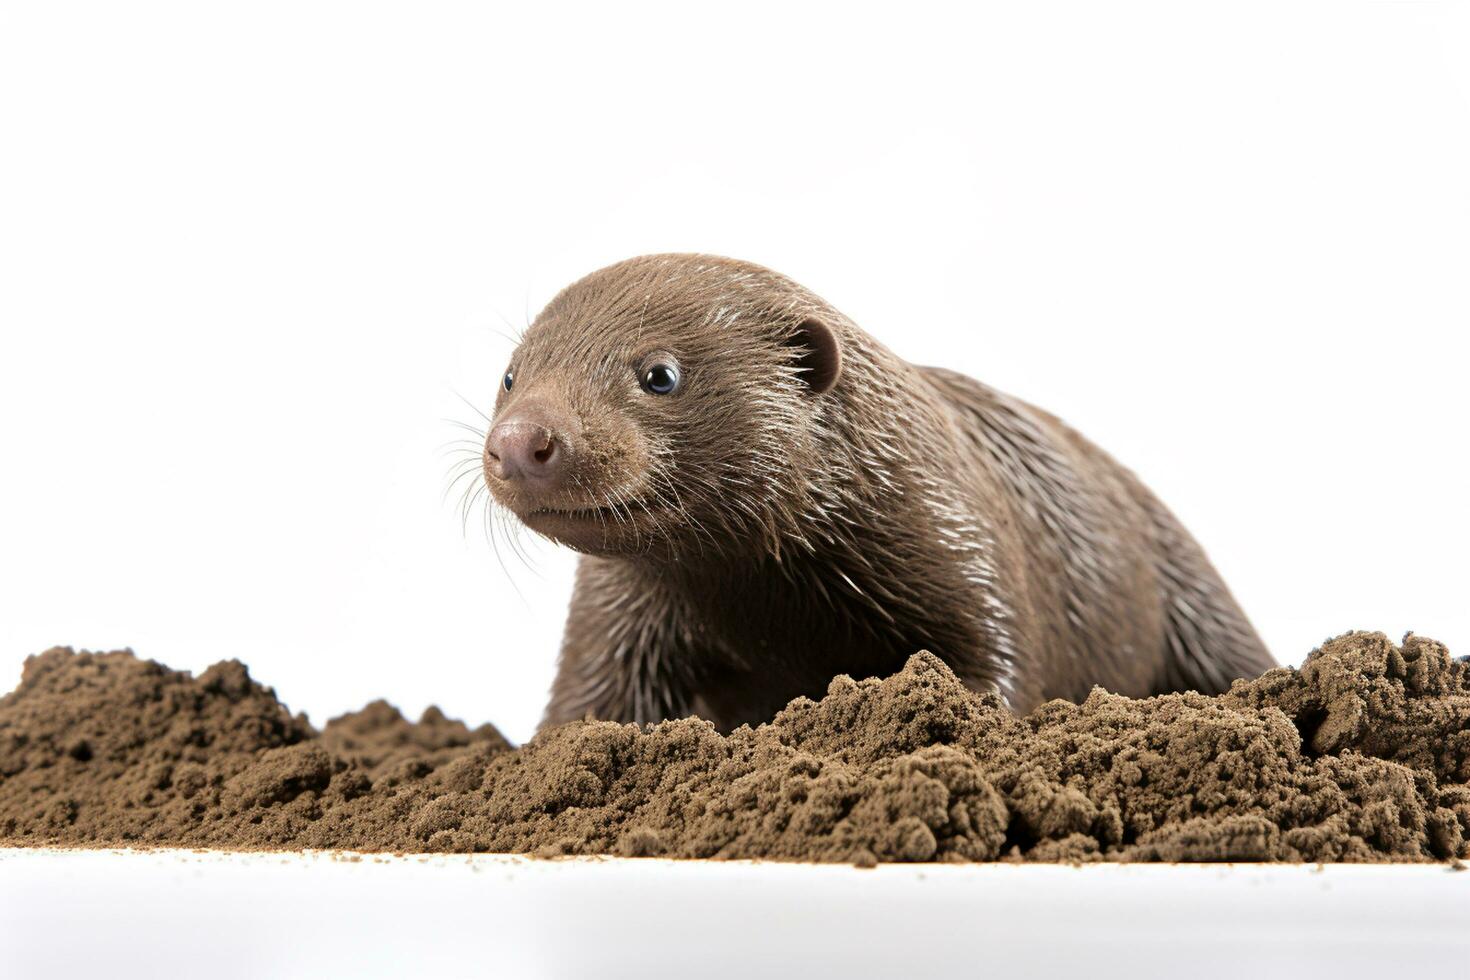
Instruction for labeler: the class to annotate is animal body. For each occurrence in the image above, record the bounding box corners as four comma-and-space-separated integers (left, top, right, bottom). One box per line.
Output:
479, 254, 1274, 730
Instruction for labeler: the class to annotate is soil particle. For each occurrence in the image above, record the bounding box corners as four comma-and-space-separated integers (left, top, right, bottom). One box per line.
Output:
1, 632, 1466, 863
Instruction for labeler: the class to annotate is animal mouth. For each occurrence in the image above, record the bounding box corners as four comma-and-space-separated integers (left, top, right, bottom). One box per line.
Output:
526, 501, 656, 522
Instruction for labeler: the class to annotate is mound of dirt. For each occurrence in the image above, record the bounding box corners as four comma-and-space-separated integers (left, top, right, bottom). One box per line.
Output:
1, 632, 1466, 863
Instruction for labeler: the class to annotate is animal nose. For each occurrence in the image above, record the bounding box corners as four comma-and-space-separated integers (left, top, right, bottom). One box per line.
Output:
485, 419, 561, 482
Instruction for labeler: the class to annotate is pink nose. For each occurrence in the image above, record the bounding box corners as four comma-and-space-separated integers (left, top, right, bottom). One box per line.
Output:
485, 419, 561, 483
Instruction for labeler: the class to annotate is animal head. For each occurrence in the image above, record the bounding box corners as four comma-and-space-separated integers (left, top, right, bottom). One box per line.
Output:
480, 254, 845, 559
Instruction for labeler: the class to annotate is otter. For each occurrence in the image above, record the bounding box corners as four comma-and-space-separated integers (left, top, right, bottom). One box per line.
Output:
481, 254, 1274, 730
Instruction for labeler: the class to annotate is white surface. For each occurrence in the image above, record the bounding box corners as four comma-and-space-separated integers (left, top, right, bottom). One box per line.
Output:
1, 849, 1467, 979
2, 3, 1469, 743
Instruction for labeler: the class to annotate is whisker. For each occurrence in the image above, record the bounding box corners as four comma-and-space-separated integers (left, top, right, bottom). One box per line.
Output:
483, 500, 531, 607
497, 503, 540, 575
450, 392, 493, 426
460, 482, 487, 535
439, 438, 487, 454
445, 418, 490, 439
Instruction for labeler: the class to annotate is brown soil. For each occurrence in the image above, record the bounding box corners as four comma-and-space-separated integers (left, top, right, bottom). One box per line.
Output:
1, 632, 1467, 863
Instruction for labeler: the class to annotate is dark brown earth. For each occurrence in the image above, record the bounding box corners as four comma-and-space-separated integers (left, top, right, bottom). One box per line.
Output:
1, 632, 1466, 863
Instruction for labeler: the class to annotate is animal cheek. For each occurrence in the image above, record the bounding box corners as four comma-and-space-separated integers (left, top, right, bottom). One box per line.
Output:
577, 417, 654, 487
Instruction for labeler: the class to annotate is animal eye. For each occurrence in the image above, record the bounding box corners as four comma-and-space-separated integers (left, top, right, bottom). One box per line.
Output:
502, 369, 514, 392
640, 362, 680, 395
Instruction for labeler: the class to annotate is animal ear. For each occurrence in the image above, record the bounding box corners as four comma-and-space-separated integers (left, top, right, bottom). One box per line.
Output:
786, 317, 842, 394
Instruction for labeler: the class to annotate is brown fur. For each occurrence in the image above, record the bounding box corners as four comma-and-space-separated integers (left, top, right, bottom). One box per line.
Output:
480, 254, 1275, 730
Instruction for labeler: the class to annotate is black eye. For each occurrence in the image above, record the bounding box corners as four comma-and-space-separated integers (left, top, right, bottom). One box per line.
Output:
502, 369, 514, 392
641, 363, 680, 395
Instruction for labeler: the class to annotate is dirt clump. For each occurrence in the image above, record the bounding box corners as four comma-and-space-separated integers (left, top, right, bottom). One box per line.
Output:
1, 632, 1466, 863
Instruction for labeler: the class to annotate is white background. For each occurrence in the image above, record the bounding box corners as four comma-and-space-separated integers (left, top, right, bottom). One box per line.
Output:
3, 851, 1466, 980
2, 2, 1467, 744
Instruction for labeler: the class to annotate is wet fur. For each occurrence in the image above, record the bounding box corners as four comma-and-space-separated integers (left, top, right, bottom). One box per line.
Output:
483, 254, 1275, 730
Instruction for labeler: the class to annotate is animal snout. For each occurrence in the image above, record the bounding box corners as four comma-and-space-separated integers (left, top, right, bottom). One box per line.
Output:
485, 412, 566, 484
